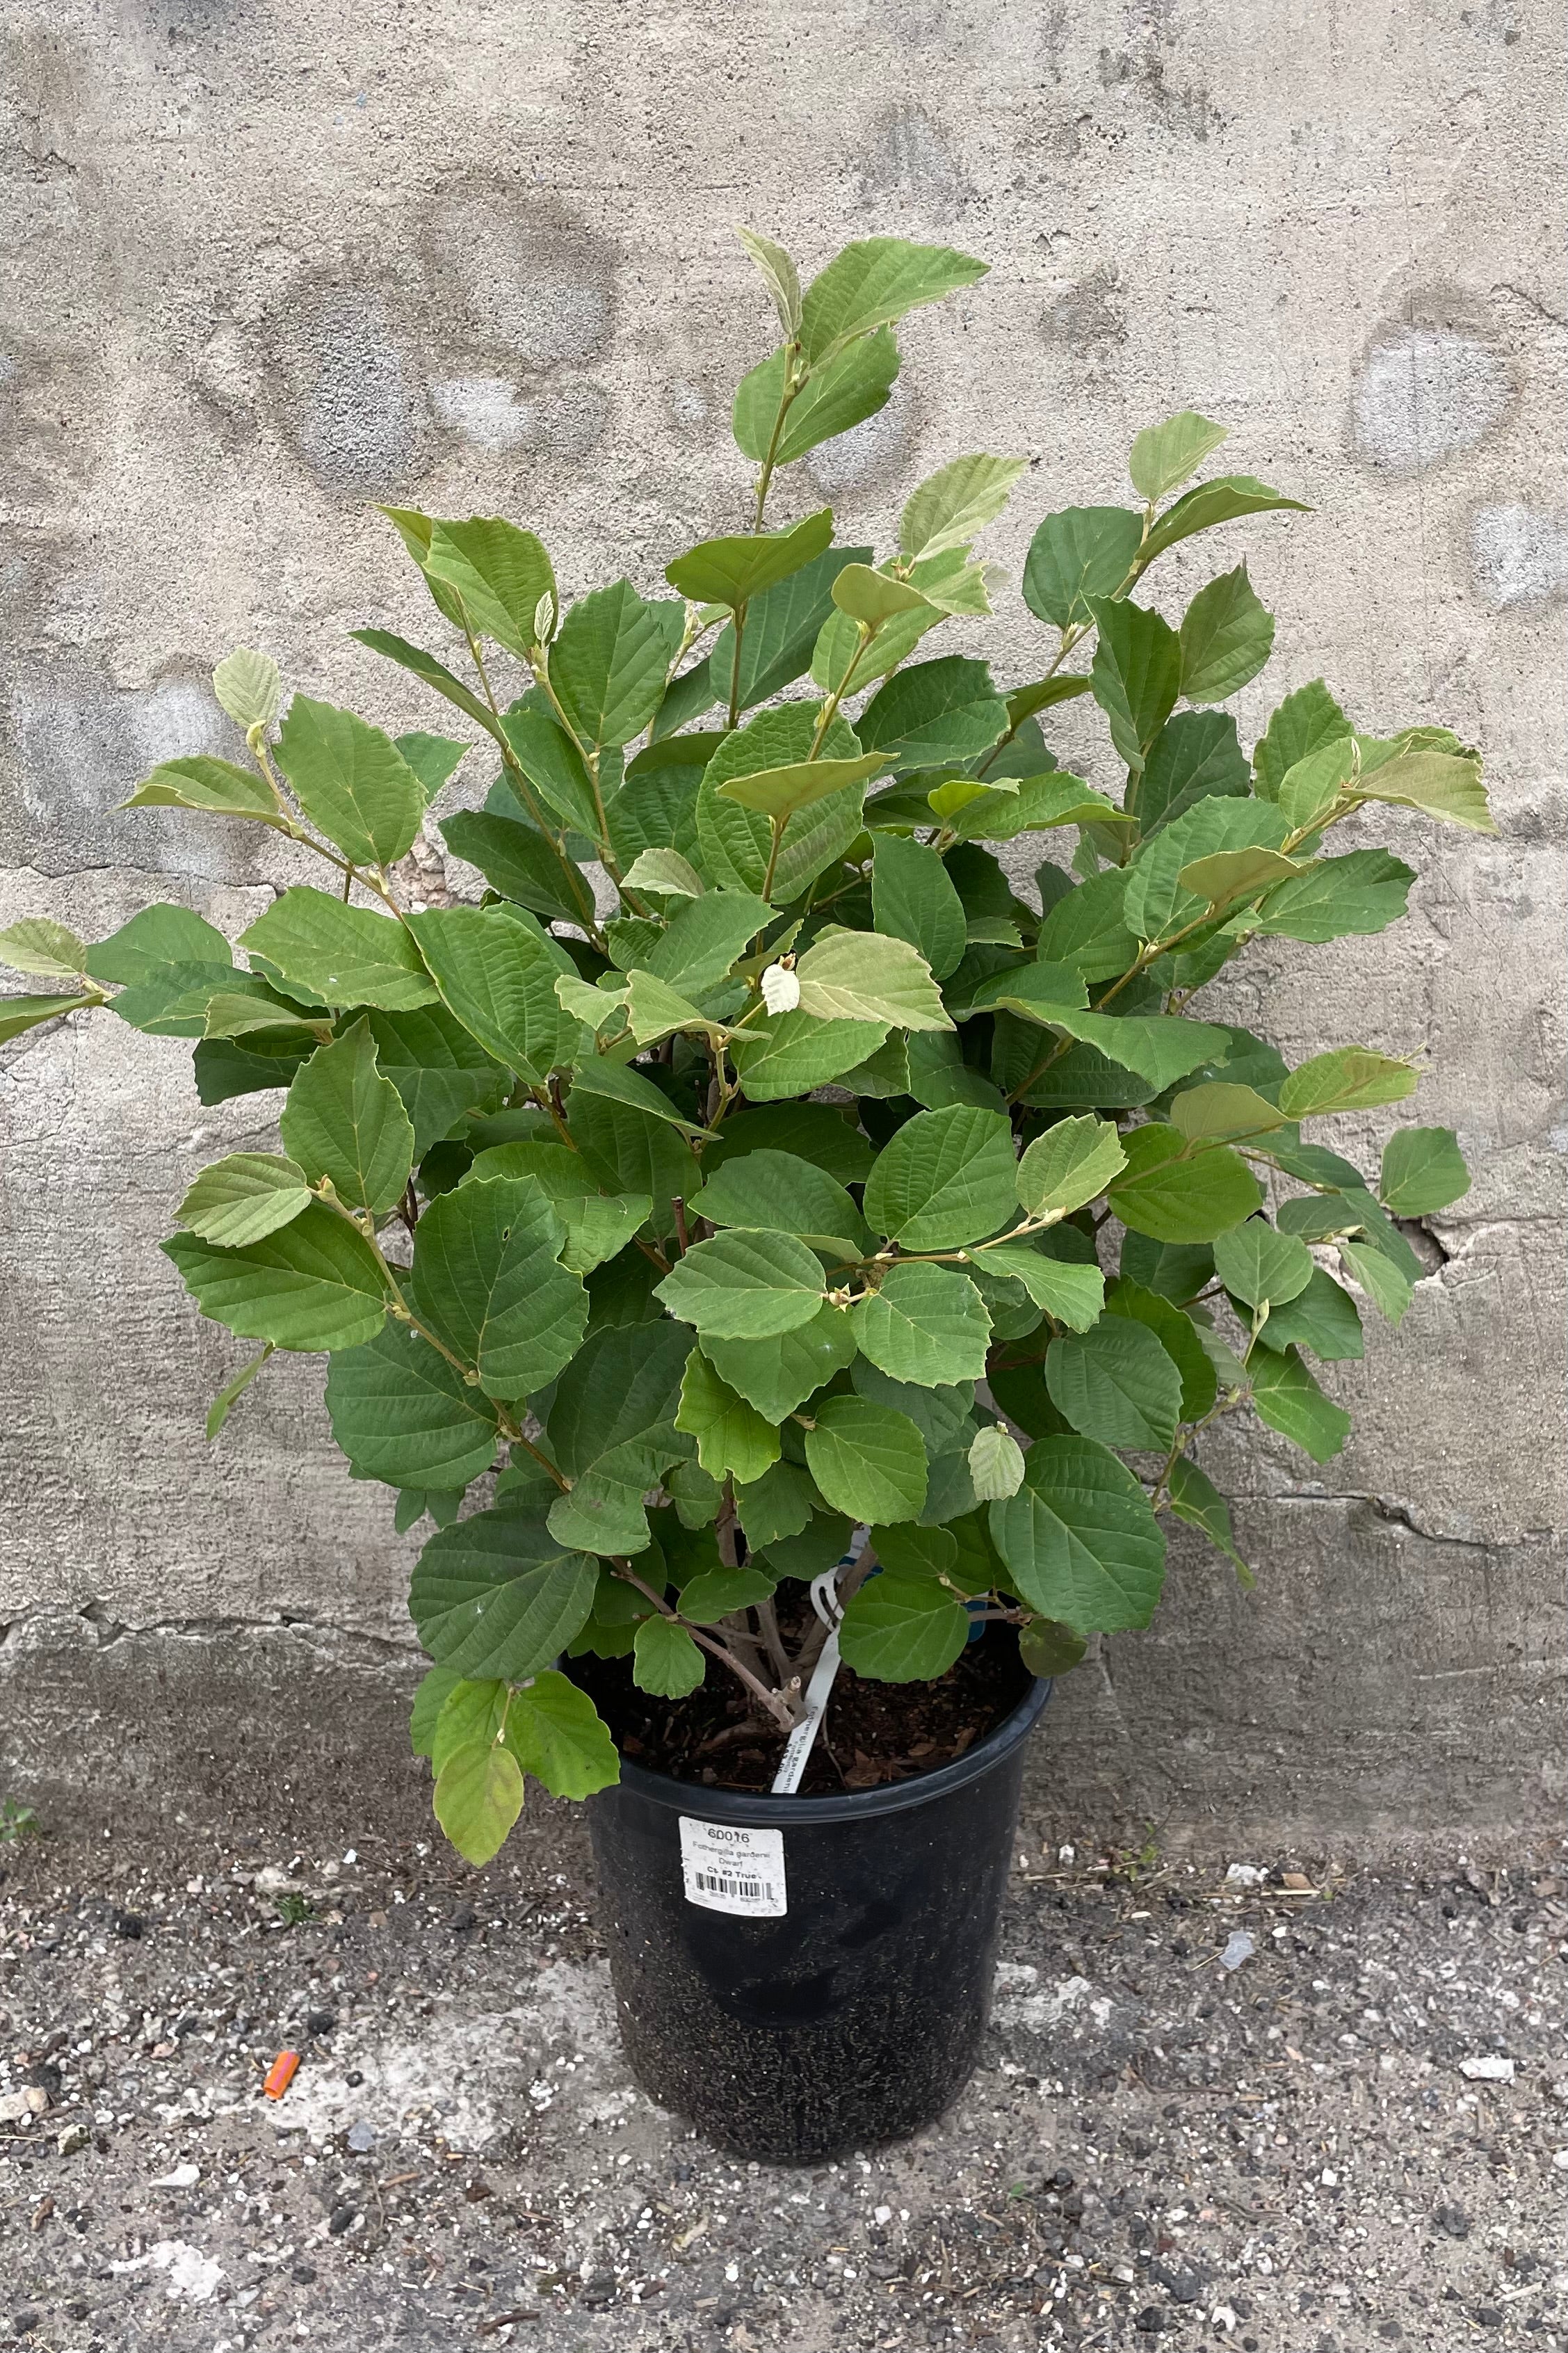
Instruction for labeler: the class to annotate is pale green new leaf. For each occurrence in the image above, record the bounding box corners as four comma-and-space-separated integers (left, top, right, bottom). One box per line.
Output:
204, 1342, 275, 1439
655, 1228, 826, 1339
899, 453, 1027, 563
794, 929, 951, 1031
0, 918, 88, 980
122, 755, 286, 828
1178, 845, 1303, 906
969, 1245, 1104, 1331
1351, 744, 1495, 833
620, 846, 704, 898
1340, 1238, 1414, 1326
241, 889, 439, 1011
1169, 1082, 1288, 1143
797, 235, 987, 365
737, 223, 802, 335
851, 1262, 992, 1388
503, 1670, 620, 1799
1017, 1115, 1127, 1216
675, 1347, 781, 1484
1277, 1047, 1419, 1118
423, 517, 556, 657
968, 1423, 1025, 1501
212, 646, 282, 732
665, 509, 833, 610
435, 1741, 524, 1866
1252, 677, 1354, 801
1129, 409, 1229, 501
830, 563, 939, 630
177, 1153, 312, 1248
803, 1395, 928, 1523
717, 752, 886, 820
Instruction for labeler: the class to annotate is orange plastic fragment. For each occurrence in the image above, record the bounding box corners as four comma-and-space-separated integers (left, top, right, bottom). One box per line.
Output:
263, 2050, 300, 2100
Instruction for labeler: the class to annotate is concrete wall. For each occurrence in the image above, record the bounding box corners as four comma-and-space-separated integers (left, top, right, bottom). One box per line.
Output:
1, 0, 1562, 1855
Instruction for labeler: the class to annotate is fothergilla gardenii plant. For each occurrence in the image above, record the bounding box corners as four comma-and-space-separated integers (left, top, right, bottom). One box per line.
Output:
1, 229, 1492, 1866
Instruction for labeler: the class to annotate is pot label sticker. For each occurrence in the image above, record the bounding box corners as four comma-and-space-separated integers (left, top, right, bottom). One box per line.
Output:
678, 1817, 787, 1918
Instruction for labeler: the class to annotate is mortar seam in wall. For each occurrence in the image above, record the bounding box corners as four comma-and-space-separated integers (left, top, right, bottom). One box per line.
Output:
0, 1604, 419, 1655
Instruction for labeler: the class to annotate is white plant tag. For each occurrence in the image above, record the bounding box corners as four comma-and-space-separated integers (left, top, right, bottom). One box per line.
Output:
679, 1817, 787, 1918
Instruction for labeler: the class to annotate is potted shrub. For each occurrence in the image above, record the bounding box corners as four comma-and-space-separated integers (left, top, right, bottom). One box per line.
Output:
1, 228, 1491, 2162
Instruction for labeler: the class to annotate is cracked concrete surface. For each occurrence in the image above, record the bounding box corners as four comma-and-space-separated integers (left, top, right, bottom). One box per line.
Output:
0, 0, 1563, 1849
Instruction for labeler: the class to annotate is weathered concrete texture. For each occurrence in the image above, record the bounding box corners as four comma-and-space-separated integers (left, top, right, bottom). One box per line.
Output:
1, 0, 1564, 1849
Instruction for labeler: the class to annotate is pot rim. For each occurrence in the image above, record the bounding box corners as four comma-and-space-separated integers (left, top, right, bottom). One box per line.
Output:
599, 1672, 1052, 1826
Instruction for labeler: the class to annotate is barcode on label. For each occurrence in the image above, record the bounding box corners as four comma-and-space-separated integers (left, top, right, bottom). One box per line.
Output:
679, 1816, 787, 1918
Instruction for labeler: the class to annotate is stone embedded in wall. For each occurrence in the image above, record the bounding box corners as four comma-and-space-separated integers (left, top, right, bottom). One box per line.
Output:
1352, 324, 1512, 475
1471, 503, 1568, 607
1040, 266, 1127, 358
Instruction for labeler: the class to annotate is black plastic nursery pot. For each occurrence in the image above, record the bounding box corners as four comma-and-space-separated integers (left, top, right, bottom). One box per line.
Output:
585, 1669, 1052, 2164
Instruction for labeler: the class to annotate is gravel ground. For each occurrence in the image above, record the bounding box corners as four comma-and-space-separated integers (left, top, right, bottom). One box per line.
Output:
0, 1813, 1562, 2353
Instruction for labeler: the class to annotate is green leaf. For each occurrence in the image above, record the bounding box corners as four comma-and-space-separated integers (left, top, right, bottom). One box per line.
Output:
1104, 1278, 1217, 1420
1034, 869, 1138, 982
407, 1176, 587, 1399
717, 751, 886, 821
1252, 678, 1353, 801
903, 1031, 1008, 1114
797, 235, 987, 365
1165, 1454, 1253, 1585
699, 1102, 873, 1185
353, 627, 499, 737
1339, 1239, 1413, 1327
279, 1019, 415, 1215
816, 568, 941, 682
1178, 565, 1275, 704
422, 517, 556, 658
804, 1395, 928, 1523
411, 1662, 464, 1758
204, 1342, 275, 1439
1129, 410, 1229, 501
121, 755, 285, 827
736, 223, 802, 335
709, 543, 875, 712
83, 904, 232, 986
733, 1459, 821, 1548
1037, 1011, 1235, 1093
704, 1301, 859, 1422
676, 1563, 779, 1625
866, 1522, 960, 1580
1169, 1082, 1286, 1143
1005, 675, 1094, 726
839, 1573, 969, 1682
620, 846, 705, 899
407, 906, 580, 1081
690, 1149, 870, 1258
439, 810, 590, 928
1124, 796, 1288, 944
1021, 506, 1144, 629
363, 1006, 507, 1157
794, 929, 950, 1031
177, 1153, 312, 1248
1018, 1618, 1089, 1675
163, 1200, 388, 1353
396, 731, 469, 804
275, 695, 425, 868
212, 645, 282, 732
1138, 711, 1251, 835
1178, 845, 1302, 908
655, 1228, 825, 1339
569, 1053, 710, 1137
1353, 742, 1496, 834
0, 990, 92, 1043
967, 1423, 1025, 1501
1137, 476, 1310, 568
872, 833, 967, 983
1252, 1266, 1364, 1361
1278, 1047, 1419, 1118
544, 1320, 692, 1480
434, 1741, 524, 1865
857, 657, 1007, 773
665, 508, 834, 609
1379, 1125, 1469, 1217
1213, 1218, 1314, 1310
0, 917, 88, 980
632, 1614, 706, 1697
698, 702, 868, 901
734, 332, 900, 467
675, 1348, 781, 1484
943, 772, 1129, 849
988, 1435, 1166, 1633
1017, 1115, 1127, 1216
863, 1105, 1017, 1251
412, 1506, 597, 1680
430, 1678, 508, 1775
503, 1670, 619, 1799
498, 706, 601, 838
325, 1321, 501, 1486
728, 1009, 889, 1100
972, 1244, 1104, 1332
900, 453, 1027, 563
1089, 594, 1183, 780
1108, 1125, 1263, 1243
467, 1141, 649, 1276
1046, 1319, 1183, 1452
550, 581, 684, 750
852, 1262, 992, 1387
241, 888, 439, 1012
850, 1360, 976, 1456
1251, 849, 1414, 943
1248, 1346, 1350, 1461
200, 991, 331, 1043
